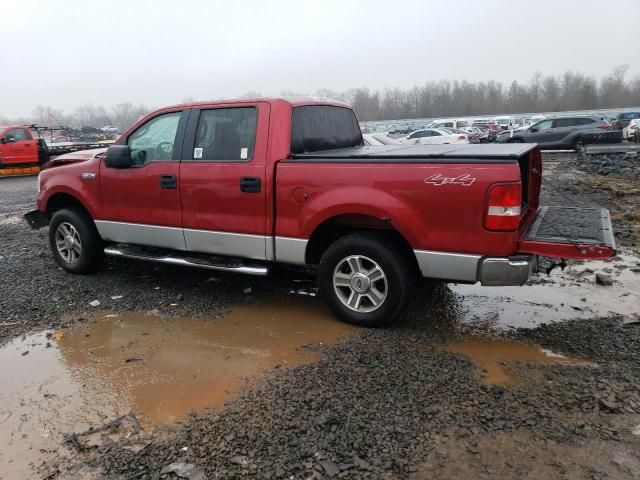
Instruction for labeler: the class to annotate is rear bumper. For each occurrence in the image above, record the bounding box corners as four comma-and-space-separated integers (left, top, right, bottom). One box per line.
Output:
478, 255, 536, 286
414, 250, 536, 286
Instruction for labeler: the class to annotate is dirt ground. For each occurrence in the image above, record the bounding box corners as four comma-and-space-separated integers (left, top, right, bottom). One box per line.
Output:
0, 151, 639, 479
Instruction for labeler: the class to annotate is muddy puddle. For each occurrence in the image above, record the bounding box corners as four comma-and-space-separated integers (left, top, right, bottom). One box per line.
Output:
446, 338, 594, 385
0, 296, 350, 479
449, 251, 640, 329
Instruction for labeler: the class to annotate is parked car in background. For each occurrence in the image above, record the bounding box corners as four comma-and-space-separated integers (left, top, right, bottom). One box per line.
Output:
474, 124, 497, 142
399, 128, 471, 145
101, 126, 119, 134
496, 116, 614, 150
428, 119, 469, 130
461, 126, 487, 142
614, 111, 640, 130
473, 120, 500, 134
445, 128, 480, 143
623, 118, 640, 142
494, 116, 517, 130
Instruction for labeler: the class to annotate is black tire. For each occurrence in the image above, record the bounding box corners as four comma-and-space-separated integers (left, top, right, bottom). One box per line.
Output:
572, 137, 582, 151
318, 233, 415, 327
49, 208, 104, 274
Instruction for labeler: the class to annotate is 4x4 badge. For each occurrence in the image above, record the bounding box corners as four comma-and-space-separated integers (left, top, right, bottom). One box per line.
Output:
424, 174, 476, 186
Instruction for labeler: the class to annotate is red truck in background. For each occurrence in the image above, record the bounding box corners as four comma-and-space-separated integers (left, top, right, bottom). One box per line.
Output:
25, 98, 616, 326
0, 124, 112, 174
0, 125, 41, 168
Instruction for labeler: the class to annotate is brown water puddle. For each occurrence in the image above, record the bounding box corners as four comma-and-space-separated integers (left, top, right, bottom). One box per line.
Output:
0, 296, 350, 479
446, 338, 594, 385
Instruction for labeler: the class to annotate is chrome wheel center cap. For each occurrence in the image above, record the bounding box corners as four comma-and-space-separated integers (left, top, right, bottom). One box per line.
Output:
64, 235, 74, 248
350, 273, 371, 294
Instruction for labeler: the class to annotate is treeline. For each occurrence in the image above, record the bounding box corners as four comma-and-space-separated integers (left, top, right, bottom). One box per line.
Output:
0, 102, 154, 133
335, 65, 640, 121
2, 66, 639, 129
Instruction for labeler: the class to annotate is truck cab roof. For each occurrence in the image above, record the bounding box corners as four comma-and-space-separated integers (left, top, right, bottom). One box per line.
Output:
161, 97, 352, 111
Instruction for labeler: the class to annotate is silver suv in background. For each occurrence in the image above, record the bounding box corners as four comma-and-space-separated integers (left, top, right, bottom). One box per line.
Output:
496, 116, 614, 150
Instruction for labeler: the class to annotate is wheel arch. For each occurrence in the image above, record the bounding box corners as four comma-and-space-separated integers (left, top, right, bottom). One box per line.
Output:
46, 191, 93, 218
304, 213, 419, 275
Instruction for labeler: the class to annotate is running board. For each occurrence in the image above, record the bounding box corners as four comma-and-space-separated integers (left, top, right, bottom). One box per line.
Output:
104, 246, 268, 276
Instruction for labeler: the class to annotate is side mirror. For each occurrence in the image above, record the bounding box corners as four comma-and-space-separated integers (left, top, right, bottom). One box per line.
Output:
104, 145, 133, 168
0, 137, 6, 144
530, 127, 538, 133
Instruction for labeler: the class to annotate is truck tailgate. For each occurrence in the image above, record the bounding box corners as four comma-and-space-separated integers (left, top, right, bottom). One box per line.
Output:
518, 206, 615, 259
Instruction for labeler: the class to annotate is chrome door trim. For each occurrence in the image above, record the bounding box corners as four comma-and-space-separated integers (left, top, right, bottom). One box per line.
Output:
95, 221, 307, 264
95, 220, 187, 250
183, 228, 267, 260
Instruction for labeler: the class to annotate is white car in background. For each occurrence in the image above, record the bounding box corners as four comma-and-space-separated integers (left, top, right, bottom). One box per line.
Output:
399, 128, 471, 145
428, 118, 469, 130
623, 118, 640, 142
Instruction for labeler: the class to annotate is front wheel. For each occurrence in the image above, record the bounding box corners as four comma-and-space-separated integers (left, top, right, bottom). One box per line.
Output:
318, 233, 415, 327
49, 208, 104, 274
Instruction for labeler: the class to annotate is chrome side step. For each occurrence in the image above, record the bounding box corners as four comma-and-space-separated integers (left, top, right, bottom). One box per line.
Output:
104, 246, 268, 276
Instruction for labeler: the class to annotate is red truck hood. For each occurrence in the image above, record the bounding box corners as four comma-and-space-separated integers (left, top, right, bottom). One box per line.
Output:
42, 148, 107, 169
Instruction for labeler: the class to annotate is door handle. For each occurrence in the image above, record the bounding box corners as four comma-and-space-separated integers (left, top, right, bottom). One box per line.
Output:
240, 176, 261, 193
160, 174, 177, 189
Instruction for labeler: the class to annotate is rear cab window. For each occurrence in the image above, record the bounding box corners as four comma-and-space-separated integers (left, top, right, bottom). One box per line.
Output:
291, 106, 363, 154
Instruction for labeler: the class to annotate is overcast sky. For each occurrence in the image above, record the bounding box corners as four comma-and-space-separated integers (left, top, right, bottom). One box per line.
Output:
1, 0, 638, 117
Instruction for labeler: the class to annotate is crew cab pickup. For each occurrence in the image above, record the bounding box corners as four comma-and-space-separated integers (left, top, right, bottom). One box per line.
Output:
26, 98, 616, 326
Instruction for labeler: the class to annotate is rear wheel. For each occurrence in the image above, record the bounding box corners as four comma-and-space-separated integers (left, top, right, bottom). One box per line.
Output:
49, 208, 104, 274
573, 137, 583, 151
318, 233, 415, 327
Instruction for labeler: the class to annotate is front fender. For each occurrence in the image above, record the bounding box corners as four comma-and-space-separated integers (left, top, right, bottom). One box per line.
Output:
38, 167, 100, 218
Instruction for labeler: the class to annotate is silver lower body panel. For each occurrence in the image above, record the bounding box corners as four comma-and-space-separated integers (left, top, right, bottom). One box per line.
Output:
414, 249, 534, 286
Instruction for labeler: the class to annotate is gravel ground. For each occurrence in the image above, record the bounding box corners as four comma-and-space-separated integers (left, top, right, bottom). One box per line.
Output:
1, 152, 639, 479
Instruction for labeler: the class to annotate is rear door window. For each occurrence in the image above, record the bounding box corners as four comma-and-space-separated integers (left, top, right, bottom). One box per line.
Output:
291, 106, 363, 154
191, 107, 257, 161
574, 118, 595, 125
552, 118, 575, 128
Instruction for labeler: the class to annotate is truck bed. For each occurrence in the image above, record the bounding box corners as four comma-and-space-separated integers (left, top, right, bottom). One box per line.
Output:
289, 144, 538, 163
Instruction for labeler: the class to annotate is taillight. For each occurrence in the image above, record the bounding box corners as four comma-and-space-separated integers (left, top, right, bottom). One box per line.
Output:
458, 135, 466, 140
485, 183, 521, 231
598, 124, 612, 129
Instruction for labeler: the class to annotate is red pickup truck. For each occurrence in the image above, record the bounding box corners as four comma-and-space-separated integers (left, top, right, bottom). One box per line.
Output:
26, 98, 616, 326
